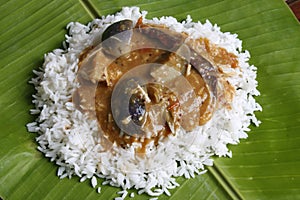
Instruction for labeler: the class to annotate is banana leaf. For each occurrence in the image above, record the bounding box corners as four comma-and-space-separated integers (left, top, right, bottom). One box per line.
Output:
0, 0, 299, 199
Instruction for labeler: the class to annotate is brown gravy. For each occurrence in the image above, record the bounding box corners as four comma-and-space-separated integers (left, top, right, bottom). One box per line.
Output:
74, 20, 238, 154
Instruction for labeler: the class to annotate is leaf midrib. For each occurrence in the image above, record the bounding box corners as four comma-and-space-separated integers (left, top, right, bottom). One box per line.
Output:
207, 166, 242, 200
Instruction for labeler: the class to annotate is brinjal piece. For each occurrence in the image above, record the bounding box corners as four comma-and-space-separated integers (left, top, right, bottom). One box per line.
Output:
101, 20, 134, 57
129, 93, 146, 125
138, 26, 185, 50
102, 19, 133, 41
189, 51, 218, 97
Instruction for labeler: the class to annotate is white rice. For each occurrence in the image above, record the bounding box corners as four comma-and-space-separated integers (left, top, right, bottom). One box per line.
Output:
91, 176, 97, 188
27, 6, 261, 198
130, 192, 135, 198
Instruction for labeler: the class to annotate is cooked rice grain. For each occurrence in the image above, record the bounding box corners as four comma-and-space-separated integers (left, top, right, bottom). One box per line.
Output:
27, 6, 261, 198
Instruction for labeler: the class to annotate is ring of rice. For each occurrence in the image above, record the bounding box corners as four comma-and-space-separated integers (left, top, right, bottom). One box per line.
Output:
27, 7, 262, 198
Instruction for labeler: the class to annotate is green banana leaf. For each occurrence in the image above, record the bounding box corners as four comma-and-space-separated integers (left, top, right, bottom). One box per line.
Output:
1, 0, 299, 199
